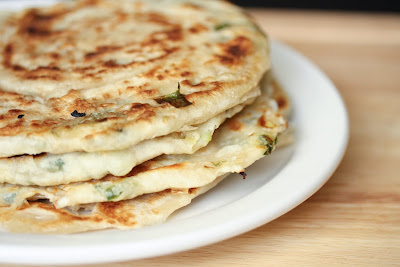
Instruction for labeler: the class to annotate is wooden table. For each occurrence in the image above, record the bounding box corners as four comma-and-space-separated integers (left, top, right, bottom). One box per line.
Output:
3, 9, 400, 267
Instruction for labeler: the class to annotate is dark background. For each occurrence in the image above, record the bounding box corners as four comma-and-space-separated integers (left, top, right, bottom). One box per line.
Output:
230, 1, 400, 12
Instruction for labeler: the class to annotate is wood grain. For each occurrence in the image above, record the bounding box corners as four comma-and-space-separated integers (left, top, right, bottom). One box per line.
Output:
1, 9, 400, 267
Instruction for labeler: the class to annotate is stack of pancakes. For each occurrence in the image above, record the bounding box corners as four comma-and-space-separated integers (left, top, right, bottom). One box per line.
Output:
0, 0, 290, 233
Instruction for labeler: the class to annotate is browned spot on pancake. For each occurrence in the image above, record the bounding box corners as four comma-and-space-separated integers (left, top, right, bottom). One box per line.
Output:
23, 65, 62, 80
140, 89, 158, 97
124, 103, 156, 122
70, 98, 95, 114
85, 46, 121, 60
102, 60, 119, 68
189, 23, 208, 34
0, 119, 25, 136
227, 119, 243, 131
143, 66, 161, 78
180, 71, 192, 77
81, 0, 99, 6
144, 27, 183, 46
7, 109, 24, 115
216, 36, 253, 65
116, 11, 128, 22
74, 66, 95, 73
12, 65, 25, 71
102, 93, 111, 99
258, 115, 276, 129
156, 75, 164, 80
182, 3, 204, 10
162, 28, 183, 42
50, 53, 60, 59
123, 160, 156, 178
99, 47, 179, 70
30, 119, 61, 129
151, 209, 160, 214
2, 44, 13, 67
185, 81, 222, 102
258, 114, 267, 128
188, 188, 198, 194
17, 9, 64, 38
162, 162, 185, 171
142, 12, 174, 26
97, 201, 136, 226
276, 96, 287, 109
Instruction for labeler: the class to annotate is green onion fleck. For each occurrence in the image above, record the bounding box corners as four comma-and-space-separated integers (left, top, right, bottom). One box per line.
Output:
215, 23, 231, 31
47, 158, 64, 172
155, 82, 192, 108
259, 135, 275, 155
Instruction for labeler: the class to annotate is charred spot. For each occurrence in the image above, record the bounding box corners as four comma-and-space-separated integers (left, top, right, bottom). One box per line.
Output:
227, 119, 243, 131
71, 110, 86, 117
239, 171, 247, 179
216, 36, 253, 65
17, 114, 24, 119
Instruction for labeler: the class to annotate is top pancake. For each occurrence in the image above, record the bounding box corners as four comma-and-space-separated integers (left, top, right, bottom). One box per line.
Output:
0, 0, 269, 157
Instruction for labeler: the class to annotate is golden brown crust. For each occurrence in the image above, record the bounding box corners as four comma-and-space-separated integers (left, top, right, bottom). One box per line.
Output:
0, 0, 269, 157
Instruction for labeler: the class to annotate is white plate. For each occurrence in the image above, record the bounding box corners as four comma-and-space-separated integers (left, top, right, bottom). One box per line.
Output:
0, 3, 348, 265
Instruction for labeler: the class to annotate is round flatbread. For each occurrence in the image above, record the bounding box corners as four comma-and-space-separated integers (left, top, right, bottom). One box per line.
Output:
0, 0, 269, 157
